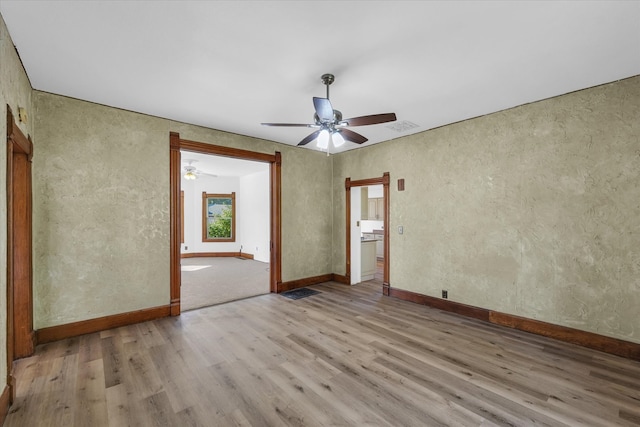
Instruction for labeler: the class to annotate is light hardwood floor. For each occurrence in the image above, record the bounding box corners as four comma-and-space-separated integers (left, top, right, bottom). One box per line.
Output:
5, 281, 640, 426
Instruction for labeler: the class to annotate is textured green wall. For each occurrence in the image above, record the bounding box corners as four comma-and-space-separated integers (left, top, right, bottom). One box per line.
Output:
32, 93, 332, 328
3, 9, 639, 352
333, 76, 640, 344
1, 13, 34, 389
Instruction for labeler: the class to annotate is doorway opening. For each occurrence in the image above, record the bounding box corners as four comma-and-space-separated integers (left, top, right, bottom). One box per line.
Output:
345, 173, 390, 294
179, 151, 270, 310
170, 133, 282, 316
359, 184, 385, 282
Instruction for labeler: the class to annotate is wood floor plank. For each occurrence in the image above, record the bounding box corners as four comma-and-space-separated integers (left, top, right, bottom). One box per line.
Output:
226, 408, 253, 426
264, 364, 357, 426
122, 340, 165, 401
139, 391, 183, 427
206, 361, 280, 426
44, 353, 77, 425
101, 335, 124, 389
5, 376, 47, 426
147, 342, 201, 415
276, 360, 374, 425
105, 383, 136, 427
6, 281, 640, 426
174, 405, 211, 427
74, 358, 108, 427
135, 321, 168, 348
78, 332, 102, 363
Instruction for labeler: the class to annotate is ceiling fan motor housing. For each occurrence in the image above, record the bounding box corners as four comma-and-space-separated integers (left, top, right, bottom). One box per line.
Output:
314, 110, 342, 126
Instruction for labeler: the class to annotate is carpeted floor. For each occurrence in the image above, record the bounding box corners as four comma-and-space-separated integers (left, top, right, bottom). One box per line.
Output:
180, 257, 269, 311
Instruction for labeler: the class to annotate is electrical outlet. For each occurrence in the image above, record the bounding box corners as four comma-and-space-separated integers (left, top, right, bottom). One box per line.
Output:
442, 290, 448, 299
184, 246, 188, 250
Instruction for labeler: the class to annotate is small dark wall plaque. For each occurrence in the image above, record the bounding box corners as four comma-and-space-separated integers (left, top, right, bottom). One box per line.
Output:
398, 179, 405, 191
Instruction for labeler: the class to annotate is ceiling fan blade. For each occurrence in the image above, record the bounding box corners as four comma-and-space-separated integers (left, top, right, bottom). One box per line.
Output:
343, 113, 397, 127
339, 128, 368, 144
313, 97, 334, 122
261, 122, 314, 127
298, 130, 322, 146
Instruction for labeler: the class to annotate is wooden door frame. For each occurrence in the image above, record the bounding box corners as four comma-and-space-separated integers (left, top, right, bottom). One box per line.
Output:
6, 106, 35, 401
345, 172, 390, 294
169, 132, 282, 315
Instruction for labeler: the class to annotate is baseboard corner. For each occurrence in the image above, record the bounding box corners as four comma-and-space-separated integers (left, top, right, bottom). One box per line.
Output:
331, 273, 349, 285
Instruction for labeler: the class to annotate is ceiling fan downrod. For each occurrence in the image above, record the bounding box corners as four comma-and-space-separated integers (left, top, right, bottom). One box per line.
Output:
321, 73, 334, 99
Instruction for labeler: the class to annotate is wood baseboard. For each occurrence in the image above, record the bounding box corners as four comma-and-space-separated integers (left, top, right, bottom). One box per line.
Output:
488, 311, 640, 360
389, 288, 490, 322
0, 381, 12, 426
331, 274, 349, 285
181, 252, 254, 259
170, 298, 180, 317
388, 287, 640, 361
278, 273, 348, 292
36, 305, 171, 344
382, 282, 390, 296
277, 274, 333, 293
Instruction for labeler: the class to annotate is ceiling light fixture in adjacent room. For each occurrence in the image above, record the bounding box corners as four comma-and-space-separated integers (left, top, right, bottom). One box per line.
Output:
182, 159, 218, 179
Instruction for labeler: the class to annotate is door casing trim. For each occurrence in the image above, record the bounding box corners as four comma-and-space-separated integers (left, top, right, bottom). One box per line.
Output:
170, 132, 282, 315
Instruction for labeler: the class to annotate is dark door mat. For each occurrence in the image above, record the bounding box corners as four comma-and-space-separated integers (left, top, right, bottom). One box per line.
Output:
281, 288, 320, 300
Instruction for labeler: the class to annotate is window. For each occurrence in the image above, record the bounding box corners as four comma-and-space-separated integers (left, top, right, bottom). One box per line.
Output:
202, 192, 235, 242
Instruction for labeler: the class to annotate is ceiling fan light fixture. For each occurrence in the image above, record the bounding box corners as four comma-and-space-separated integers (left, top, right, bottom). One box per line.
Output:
184, 170, 197, 180
332, 131, 345, 148
317, 129, 330, 149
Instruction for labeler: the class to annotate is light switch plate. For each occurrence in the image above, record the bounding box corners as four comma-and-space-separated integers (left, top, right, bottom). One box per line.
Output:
398, 226, 404, 234
18, 107, 28, 123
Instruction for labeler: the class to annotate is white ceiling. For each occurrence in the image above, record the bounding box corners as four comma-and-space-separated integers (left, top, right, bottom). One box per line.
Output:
1, 1, 639, 155
181, 150, 269, 179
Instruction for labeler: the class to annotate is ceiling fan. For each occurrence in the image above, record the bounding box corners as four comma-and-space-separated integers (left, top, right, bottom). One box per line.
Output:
261, 73, 397, 151
182, 160, 217, 180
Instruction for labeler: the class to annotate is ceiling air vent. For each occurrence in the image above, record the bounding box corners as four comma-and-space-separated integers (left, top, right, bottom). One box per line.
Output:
386, 120, 419, 133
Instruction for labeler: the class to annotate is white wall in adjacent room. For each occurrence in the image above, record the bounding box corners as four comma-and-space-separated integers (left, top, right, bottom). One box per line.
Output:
239, 168, 270, 263
368, 184, 383, 198
181, 162, 270, 261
